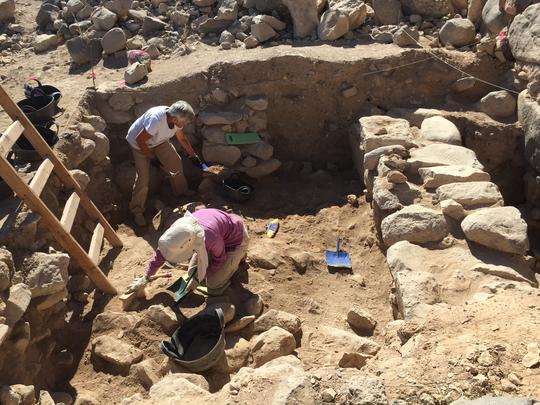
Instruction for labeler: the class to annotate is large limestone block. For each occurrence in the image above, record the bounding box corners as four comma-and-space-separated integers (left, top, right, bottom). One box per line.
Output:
419, 165, 490, 188
253, 309, 302, 334
439, 18, 476, 47
251, 326, 296, 367
282, 0, 318, 38
307, 326, 380, 367
508, 4, 540, 64
202, 143, 241, 166
408, 143, 484, 171
359, 115, 412, 153
436, 181, 503, 209
461, 207, 529, 254
481, 0, 505, 35
217, 356, 313, 404
329, 0, 367, 30
372, 0, 401, 25
4, 283, 32, 326
91, 7, 118, 31
364, 145, 408, 171
381, 204, 448, 247
420, 116, 461, 145
0, 0, 15, 21
22, 252, 70, 297
318, 10, 350, 41
92, 335, 143, 371
480, 90, 516, 119
150, 375, 213, 403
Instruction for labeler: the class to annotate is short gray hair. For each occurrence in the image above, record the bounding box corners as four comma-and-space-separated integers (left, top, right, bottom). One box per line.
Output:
169, 101, 195, 121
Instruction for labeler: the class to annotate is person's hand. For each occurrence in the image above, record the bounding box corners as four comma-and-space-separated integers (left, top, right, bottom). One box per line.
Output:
126, 275, 148, 294
186, 274, 199, 292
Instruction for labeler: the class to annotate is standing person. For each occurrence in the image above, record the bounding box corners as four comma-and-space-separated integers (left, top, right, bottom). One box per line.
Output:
127, 208, 250, 295
126, 101, 203, 226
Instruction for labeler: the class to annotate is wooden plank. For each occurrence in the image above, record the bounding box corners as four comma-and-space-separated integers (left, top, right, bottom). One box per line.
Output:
0, 154, 116, 294
0, 85, 123, 248
29, 158, 54, 196
60, 192, 80, 233
88, 223, 104, 265
0, 120, 24, 157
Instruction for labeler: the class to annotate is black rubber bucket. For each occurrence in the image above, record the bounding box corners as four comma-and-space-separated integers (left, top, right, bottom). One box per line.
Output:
222, 174, 254, 202
24, 78, 62, 108
16, 120, 58, 150
17, 95, 56, 124
160, 308, 225, 372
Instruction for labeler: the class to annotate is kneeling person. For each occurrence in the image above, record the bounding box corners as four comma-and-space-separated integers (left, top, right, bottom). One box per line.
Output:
135, 208, 250, 295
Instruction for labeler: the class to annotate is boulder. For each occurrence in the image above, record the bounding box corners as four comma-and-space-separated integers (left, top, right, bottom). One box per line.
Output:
381, 204, 448, 247
318, 10, 349, 41
408, 144, 484, 172
393, 26, 419, 47
439, 18, 476, 47
508, 4, 540, 64
4, 284, 31, 326
245, 96, 269, 111
200, 111, 242, 125
36, 3, 59, 29
66, 36, 103, 64
467, 0, 483, 24
347, 305, 377, 334
92, 335, 143, 372
0, 385, 35, 405
93, 311, 141, 335
101, 27, 126, 54
131, 358, 161, 390
480, 90, 516, 118
0, 0, 15, 21
124, 62, 148, 85
149, 375, 213, 402
145, 305, 178, 334
54, 131, 96, 169
251, 326, 296, 367
440, 199, 466, 220
253, 309, 302, 334
201, 126, 226, 144
83, 115, 107, 132
105, 0, 133, 19
0, 248, 13, 292
244, 158, 281, 178
420, 116, 461, 145
203, 303, 235, 324
401, 0, 453, 17
372, 177, 421, 212
91, 7, 117, 31
250, 22, 277, 42
481, 0, 505, 35
358, 115, 412, 153
244, 294, 264, 316
329, 0, 367, 30
202, 143, 241, 166
69, 21, 93, 36
33, 34, 59, 52
419, 165, 490, 188
22, 252, 69, 298
372, 0, 401, 24
66, 0, 85, 15
461, 206, 529, 254
282, 0, 318, 38
225, 336, 251, 372
307, 327, 380, 367
363, 145, 408, 171
217, 0, 238, 21
217, 356, 312, 403
142, 16, 167, 34
244, 141, 273, 160
109, 92, 135, 111
252, 15, 286, 31
224, 315, 256, 333
87, 132, 110, 163
452, 77, 477, 92
435, 181, 503, 209
519, 91, 540, 173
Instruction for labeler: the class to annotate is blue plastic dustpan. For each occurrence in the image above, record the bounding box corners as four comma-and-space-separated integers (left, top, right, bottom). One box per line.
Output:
325, 238, 352, 269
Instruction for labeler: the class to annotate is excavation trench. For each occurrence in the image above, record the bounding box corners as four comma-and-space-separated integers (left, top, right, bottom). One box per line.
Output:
3, 46, 531, 399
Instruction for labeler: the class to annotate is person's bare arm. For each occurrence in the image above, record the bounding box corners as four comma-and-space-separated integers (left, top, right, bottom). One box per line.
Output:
175, 128, 196, 157
136, 129, 154, 158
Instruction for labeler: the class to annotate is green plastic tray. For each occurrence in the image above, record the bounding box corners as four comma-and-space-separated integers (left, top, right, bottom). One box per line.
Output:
225, 132, 261, 145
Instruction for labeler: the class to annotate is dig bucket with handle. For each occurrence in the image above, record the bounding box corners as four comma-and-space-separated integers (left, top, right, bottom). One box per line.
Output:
24, 78, 62, 108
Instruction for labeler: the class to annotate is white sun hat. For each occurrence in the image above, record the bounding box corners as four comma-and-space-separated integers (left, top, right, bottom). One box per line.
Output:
158, 212, 209, 281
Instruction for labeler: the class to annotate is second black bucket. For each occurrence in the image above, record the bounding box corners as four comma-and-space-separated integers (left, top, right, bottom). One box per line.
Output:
17, 95, 55, 124
222, 174, 254, 202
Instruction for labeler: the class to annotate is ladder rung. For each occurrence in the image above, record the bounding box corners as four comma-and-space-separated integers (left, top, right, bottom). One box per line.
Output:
88, 223, 104, 265
60, 192, 80, 233
29, 158, 54, 196
0, 120, 24, 157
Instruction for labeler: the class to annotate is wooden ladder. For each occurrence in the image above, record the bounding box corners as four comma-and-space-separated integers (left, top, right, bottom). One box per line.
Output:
0, 85, 121, 295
